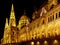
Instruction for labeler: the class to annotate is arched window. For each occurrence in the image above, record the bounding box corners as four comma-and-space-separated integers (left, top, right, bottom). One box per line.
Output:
53, 15, 54, 20
56, 13, 57, 19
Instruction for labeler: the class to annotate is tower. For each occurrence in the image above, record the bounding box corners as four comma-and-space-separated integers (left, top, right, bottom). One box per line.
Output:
9, 4, 18, 43
3, 18, 10, 44
4, 18, 9, 39
9, 4, 16, 27
17, 10, 30, 30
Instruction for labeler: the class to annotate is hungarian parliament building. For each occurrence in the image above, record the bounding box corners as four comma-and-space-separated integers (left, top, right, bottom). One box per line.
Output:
1, 0, 60, 45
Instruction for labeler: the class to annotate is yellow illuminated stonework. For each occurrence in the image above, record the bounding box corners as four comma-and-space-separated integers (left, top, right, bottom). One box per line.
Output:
1, 0, 60, 45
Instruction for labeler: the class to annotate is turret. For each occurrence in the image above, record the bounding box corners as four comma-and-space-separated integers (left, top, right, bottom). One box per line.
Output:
9, 4, 16, 27
17, 10, 30, 30
3, 18, 9, 44
32, 6, 38, 20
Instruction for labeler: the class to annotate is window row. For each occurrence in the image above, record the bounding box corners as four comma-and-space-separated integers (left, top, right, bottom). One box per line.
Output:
48, 12, 60, 22
29, 12, 60, 31
29, 19, 44, 31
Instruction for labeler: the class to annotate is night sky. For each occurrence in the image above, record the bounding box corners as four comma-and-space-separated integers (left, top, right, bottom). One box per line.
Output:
0, 0, 47, 40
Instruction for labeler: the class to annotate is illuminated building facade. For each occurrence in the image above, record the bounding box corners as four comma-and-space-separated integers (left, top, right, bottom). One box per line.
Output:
1, 0, 60, 45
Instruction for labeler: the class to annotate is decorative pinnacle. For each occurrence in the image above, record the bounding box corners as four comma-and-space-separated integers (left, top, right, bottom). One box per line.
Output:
5, 18, 8, 28
24, 10, 26, 15
10, 4, 15, 19
11, 4, 14, 11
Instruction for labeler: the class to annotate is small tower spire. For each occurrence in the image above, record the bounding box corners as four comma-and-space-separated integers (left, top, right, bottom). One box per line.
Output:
24, 10, 26, 15
5, 18, 9, 29
34, 5, 37, 14
34, 5, 37, 11
10, 4, 15, 19
3, 18, 9, 44
9, 4, 16, 27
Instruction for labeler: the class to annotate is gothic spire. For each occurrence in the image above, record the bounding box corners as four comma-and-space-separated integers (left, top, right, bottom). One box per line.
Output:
9, 4, 16, 27
10, 4, 15, 19
24, 10, 26, 15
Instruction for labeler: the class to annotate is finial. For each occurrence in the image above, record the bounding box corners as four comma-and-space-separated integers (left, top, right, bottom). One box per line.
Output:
34, 5, 37, 11
10, 3, 15, 18
11, 4, 14, 11
9, 3, 16, 27
5, 18, 8, 28
24, 10, 26, 15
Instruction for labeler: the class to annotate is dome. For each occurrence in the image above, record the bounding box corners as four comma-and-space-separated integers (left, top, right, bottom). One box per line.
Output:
20, 15, 30, 21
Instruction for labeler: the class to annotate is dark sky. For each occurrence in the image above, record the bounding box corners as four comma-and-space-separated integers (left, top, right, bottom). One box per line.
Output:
0, 0, 47, 40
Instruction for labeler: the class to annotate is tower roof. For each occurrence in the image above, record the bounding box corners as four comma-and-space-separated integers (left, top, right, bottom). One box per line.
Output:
24, 10, 26, 15
11, 4, 14, 12
9, 4, 16, 27
20, 10, 30, 20
10, 4, 15, 19
20, 15, 29, 20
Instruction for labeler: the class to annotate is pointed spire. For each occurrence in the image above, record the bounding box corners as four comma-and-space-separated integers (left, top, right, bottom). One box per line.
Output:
34, 5, 37, 11
9, 4, 16, 27
34, 5, 37, 14
11, 4, 14, 12
10, 4, 15, 19
24, 10, 26, 15
5, 18, 9, 28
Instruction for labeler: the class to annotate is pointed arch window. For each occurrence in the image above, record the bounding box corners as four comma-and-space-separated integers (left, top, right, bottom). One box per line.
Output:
53, 15, 54, 20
